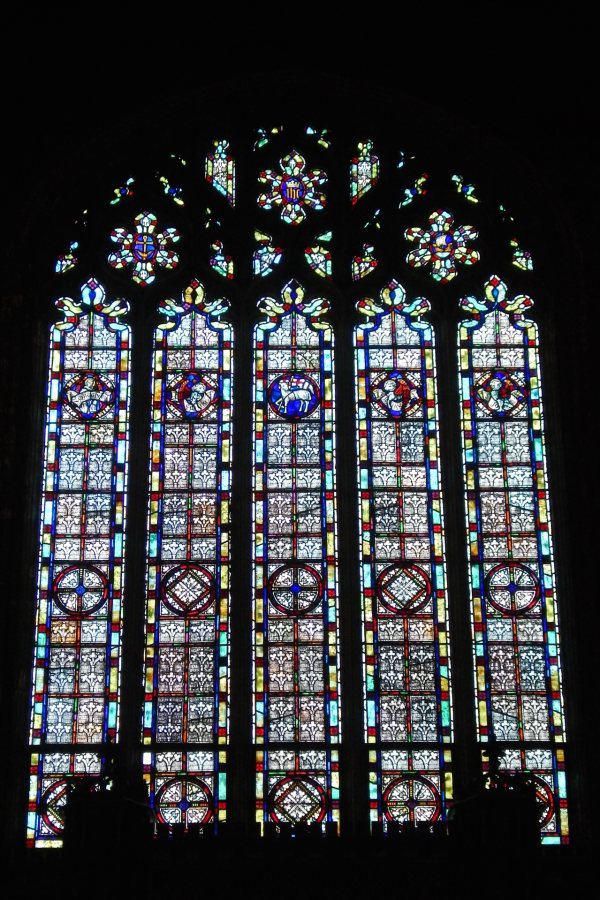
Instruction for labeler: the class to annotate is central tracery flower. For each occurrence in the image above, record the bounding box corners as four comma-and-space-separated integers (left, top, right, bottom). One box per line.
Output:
404, 209, 479, 283
258, 150, 327, 225
108, 211, 180, 285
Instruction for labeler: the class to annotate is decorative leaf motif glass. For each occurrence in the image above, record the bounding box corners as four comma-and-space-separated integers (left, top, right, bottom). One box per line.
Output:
205, 140, 235, 207
209, 240, 234, 279
355, 282, 453, 828
352, 243, 378, 281
143, 281, 232, 827
458, 275, 567, 843
28, 279, 130, 847
350, 140, 379, 205
253, 281, 340, 830
305, 245, 332, 279
253, 231, 283, 277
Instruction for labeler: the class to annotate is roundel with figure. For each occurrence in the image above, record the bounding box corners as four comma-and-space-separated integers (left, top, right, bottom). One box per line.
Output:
475, 369, 527, 418
167, 371, 218, 419
268, 373, 321, 419
63, 371, 115, 420
371, 370, 421, 418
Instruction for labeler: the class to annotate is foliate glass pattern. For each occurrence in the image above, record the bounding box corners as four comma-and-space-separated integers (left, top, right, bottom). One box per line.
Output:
355, 282, 453, 828
253, 281, 340, 830
143, 282, 232, 826
458, 275, 568, 843
28, 279, 130, 847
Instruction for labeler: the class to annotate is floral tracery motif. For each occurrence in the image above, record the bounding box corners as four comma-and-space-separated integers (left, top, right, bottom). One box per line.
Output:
404, 209, 479, 283
258, 151, 327, 226
108, 211, 180, 285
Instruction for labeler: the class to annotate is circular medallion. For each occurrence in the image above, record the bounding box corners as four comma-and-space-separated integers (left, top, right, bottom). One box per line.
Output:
63, 371, 115, 420
532, 776, 555, 828
268, 563, 323, 616
167, 371, 218, 419
371, 371, 421, 418
383, 774, 441, 824
132, 232, 157, 262
40, 779, 70, 834
161, 564, 215, 616
281, 176, 306, 205
155, 776, 213, 826
268, 373, 321, 420
268, 372, 321, 419
268, 775, 326, 825
485, 562, 540, 615
431, 231, 454, 259
376, 563, 432, 615
475, 369, 527, 418
52, 565, 109, 617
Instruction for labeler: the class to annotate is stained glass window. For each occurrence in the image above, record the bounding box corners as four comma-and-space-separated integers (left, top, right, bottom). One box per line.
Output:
355, 282, 452, 829
143, 281, 232, 829
253, 281, 340, 831
28, 279, 130, 847
22, 122, 574, 853
458, 275, 567, 843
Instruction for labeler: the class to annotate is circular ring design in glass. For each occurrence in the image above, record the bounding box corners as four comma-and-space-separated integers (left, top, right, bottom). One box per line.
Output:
268, 563, 323, 616
166, 371, 218, 420
281, 176, 306, 205
40, 779, 70, 834
370, 370, 421, 418
155, 776, 213, 827
474, 369, 527, 419
532, 776, 555, 828
485, 562, 540, 615
63, 371, 115, 420
52, 565, 109, 617
376, 563, 432, 615
160, 564, 215, 616
268, 775, 326, 825
383, 774, 441, 824
132, 232, 158, 263
268, 373, 321, 420
430, 231, 454, 259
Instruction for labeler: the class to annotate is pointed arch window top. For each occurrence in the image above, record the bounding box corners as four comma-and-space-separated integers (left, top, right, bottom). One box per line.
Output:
157, 279, 231, 329
459, 274, 533, 320
257, 279, 331, 324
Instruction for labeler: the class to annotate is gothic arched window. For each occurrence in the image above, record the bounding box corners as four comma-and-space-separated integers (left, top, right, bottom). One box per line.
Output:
22, 121, 570, 848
